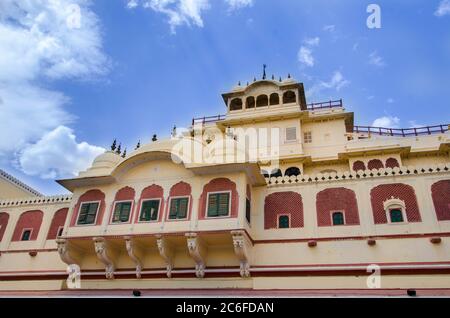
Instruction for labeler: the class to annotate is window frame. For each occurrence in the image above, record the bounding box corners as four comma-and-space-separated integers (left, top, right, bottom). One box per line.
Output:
205, 191, 232, 219
167, 196, 190, 221
76, 200, 101, 226
304, 131, 312, 144
20, 228, 33, 241
285, 127, 297, 143
383, 199, 408, 225
331, 211, 346, 226
388, 208, 406, 224
57, 226, 64, 238
110, 200, 134, 224
138, 198, 162, 223
277, 214, 291, 229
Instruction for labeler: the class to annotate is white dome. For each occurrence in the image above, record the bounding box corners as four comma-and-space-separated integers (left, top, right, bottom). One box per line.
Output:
91, 151, 122, 169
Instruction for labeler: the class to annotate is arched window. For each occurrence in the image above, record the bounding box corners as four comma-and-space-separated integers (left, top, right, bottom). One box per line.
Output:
285, 167, 301, 177
283, 91, 296, 104
385, 158, 400, 168
261, 169, 269, 178
269, 93, 279, 105
332, 212, 345, 225
278, 215, 290, 228
368, 159, 384, 170
256, 95, 269, 107
270, 168, 282, 178
352, 161, 366, 172
230, 98, 243, 111
246, 96, 255, 109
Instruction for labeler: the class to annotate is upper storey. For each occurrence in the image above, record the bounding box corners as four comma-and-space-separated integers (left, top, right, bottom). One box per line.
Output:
221, 76, 307, 122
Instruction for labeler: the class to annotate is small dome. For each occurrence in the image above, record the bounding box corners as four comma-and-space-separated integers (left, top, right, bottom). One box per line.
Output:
91, 151, 122, 169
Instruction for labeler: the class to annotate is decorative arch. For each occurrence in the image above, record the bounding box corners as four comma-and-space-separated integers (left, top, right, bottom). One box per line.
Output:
12, 210, 44, 241
368, 159, 384, 170
431, 180, 450, 221
385, 158, 400, 168
246, 96, 255, 109
270, 168, 282, 178
256, 95, 269, 107
0, 212, 10, 241
135, 184, 165, 222
70, 189, 106, 226
109, 186, 136, 223
47, 208, 69, 240
285, 167, 301, 177
370, 183, 421, 224
264, 192, 303, 229
316, 188, 360, 226
230, 98, 243, 111
269, 93, 279, 105
352, 161, 366, 172
199, 178, 239, 219
283, 90, 296, 104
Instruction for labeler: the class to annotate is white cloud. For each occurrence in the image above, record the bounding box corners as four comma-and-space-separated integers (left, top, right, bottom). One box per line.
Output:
306, 71, 350, 98
225, 0, 253, 11
127, 0, 139, 9
435, 0, 450, 16
371, 116, 400, 128
0, 0, 109, 179
323, 25, 336, 32
18, 126, 105, 179
369, 51, 385, 67
297, 37, 320, 67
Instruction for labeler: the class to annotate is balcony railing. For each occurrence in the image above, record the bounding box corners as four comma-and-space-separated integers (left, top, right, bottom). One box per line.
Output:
352, 124, 449, 137
306, 99, 343, 110
191, 100, 344, 125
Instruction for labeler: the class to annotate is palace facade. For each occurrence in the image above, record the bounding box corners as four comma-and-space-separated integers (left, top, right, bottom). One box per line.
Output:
1, 76, 450, 295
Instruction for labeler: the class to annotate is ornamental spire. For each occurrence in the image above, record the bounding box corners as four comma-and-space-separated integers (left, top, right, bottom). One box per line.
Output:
262, 64, 267, 80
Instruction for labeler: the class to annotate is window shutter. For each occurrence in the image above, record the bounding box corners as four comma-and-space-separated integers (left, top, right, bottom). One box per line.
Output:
169, 200, 178, 219
285, 127, 297, 142
113, 203, 122, 222
218, 193, 230, 216
78, 204, 89, 224
208, 194, 218, 217
119, 202, 131, 222
178, 198, 188, 218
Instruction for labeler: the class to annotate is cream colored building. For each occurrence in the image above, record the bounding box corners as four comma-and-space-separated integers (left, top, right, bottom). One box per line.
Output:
0, 77, 449, 295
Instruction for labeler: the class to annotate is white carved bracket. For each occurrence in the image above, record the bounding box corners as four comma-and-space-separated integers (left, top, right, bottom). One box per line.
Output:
231, 230, 252, 278
124, 236, 144, 279
186, 232, 207, 278
56, 238, 82, 266
93, 237, 116, 279
156, 235, 175, 278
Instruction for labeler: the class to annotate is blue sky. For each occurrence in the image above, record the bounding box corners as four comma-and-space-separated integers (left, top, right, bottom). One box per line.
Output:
0, 0, 449, 195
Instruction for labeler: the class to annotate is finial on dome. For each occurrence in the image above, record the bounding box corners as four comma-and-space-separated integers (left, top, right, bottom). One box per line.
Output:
135, 140, 140, 150
116, 143, 121, 155
238, 81, 241, 86
122, 148, 127, 158
246, 81, 249, 86
171, 125, 177, 138
271, 74, 275, 80
279, 76, 282, 82
253, 77, 256, 82
262, 64, 267, 80
288, 73, 291, 79
111, 139, 117, 151
152, 134, 157, 142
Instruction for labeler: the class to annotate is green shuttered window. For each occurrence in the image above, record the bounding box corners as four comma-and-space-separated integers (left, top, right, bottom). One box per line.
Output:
112, 201, 132, 223
278, 215, 290, 228
207, 192, 230, 217
139, 200, 160, 222
389, 209, 404, 223
332, 212, 345, 225
169, 197, 189, 220
77, 202, 100, 225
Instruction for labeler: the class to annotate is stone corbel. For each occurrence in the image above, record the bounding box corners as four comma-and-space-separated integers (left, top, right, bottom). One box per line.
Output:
56, 238, 82, 266
124, 236, 144, 279
156, 235, 175, 278
231, 230, 252, 278
93, 237, 116, 279
186, 232, 207, 278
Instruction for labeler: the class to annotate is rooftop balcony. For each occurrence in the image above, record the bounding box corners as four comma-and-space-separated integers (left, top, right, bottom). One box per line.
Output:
351, 124, 449, 137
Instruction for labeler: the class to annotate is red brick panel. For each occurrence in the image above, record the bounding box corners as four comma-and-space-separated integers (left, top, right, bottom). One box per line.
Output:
166, 181, 192, 220
316, 188, 360, 226
46, 208, 68, 240
199, 178, 239, 219
12, 210, 44, 241
353, 161, 366, 172
264, 192, 303, 229
135, 185, 165, 222
431, 180, 450, 221
370, 183, 421, 224
70, 189, 106, 226
114, 186, 135, 201
0, 212, 9, 241
368, 159, 384, 170
385, 158, 400, 168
